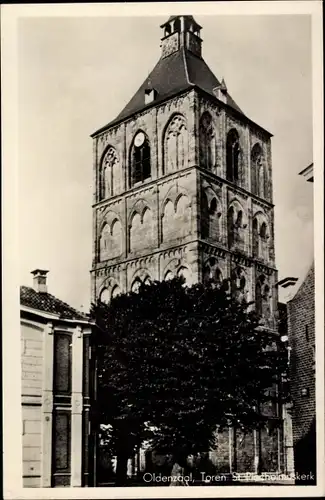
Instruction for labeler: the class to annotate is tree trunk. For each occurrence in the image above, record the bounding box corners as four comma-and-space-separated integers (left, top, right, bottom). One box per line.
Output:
115, 452, 129, 486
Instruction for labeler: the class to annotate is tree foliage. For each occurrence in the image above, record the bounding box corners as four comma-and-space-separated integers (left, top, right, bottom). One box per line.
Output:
91, 277, 288, 467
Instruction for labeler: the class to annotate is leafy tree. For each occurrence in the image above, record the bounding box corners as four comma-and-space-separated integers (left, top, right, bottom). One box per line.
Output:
91, 278, 288, 485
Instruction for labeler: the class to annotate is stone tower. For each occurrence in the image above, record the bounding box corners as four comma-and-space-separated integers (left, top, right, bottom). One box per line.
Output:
90, 15, 284, 473
91, 15, 278, 334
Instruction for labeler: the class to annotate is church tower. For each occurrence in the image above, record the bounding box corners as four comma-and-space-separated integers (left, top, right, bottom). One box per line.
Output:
91, 15, 283, 473
91, 14, 277, 333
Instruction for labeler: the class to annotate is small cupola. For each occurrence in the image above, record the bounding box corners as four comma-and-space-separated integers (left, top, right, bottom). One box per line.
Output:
160, 15, 203, 59
31, 269, 49, 293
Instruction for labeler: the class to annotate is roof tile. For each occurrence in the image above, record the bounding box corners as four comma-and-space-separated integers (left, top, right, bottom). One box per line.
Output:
20, 286, 87, 321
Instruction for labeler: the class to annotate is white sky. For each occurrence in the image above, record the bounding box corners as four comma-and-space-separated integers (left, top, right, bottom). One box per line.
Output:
17, 13, 314, 311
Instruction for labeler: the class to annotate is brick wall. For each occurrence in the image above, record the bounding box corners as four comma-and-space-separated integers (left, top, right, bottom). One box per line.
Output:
287, 263, 315, 478
21, 322, 44, 487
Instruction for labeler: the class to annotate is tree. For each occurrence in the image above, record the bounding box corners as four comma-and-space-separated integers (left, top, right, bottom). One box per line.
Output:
91, 278, 288, 485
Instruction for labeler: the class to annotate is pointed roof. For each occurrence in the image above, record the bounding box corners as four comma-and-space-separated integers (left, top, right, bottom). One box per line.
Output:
92, 48, 244, 136
161, 15, 202, 29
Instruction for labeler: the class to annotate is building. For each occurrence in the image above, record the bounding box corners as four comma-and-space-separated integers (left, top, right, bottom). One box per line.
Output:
90, 15, 283, 474
287, 164, 315, 484
20, 269, 95, 487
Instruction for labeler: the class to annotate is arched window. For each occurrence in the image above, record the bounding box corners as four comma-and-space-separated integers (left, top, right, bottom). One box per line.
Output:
99, 223, 110, 261
260, 221, 268, 260
263, 284, 271, 319
251, 144, 263, 196
203, 264, 212, 284
177, 266, 191, 286
130, 132, 151, 186
143, 276, 151, 286
129, 207, 153, 252
162, 200, 175, 243
227, 206, 235, 248
215, 268, 223, 284
173, 18, 181, 32
202, 193, 221, 241
226, 129, 241, 183
259, 164, 265, 198
252, 218, 259, 257
131, 279, 142, 294
175, 195, 191, 237
111, 285, 121, 299
260, 222, 267, 239
255, 276, 271, 320
164, 115, 188, 174
210, 198, 217, 214
251, 143, 267, 199
199, 112, 216, 171
255, 281, 262, 316
100, 147, 119, 200
100, 288, 110, 304
164, 270, 174, 281
201, 192, 209, 239
231, 267, 246, 302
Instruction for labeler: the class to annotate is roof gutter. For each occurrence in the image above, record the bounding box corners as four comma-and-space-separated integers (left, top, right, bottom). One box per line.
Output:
20, 304, 94, 325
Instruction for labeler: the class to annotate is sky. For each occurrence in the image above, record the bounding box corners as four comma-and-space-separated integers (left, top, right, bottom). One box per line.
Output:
18, 12, 314, 311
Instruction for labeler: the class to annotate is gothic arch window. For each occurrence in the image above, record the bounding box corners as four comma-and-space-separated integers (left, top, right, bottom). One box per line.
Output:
130, 132, 151, 187
111, 285, 121, 299
131, 278, 142, 294
202, 192, 221, 240
143, 276, 152, 286
231, 267, 246, 302
100, 147, 119, 201
201, 192, 210, 239
100, 288, 110, 304
129, 206, 153, 252
255, 275, 271, 319
175, 194, 191, 237
263, 284, 271, 319
163, 114, 188, 174
251, 143, 268, 199
203, 264, 212, 284
226, 129, 241, 183
215, 268, 223, 284
210, 198, 217, 214
252, 216, 269, 261
164, 270, 174, 281
162, 193, 191, 242
251, 143, 263, 196
260, 221, 267, 239
173, 18, 181, 32
99, 217, 122, 261
252, 218, 259, 257
199, 112, 216, 171
177, 266, 191, 286
99, 223, 110, 261
255, 281, 262, 316
227, 206, 235, 248
162, 200, 175, 243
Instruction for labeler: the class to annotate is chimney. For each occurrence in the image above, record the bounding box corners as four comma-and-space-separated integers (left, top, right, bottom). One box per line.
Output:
31, 269, 49, 293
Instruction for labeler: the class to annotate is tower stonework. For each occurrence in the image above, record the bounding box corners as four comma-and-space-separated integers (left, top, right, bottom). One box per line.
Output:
91, 16, 283, 473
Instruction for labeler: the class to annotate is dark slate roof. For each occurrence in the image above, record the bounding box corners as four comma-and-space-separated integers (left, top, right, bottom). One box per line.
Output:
92, 47, 244, 136
161, 15, 202, 28
20, 286, 88, 321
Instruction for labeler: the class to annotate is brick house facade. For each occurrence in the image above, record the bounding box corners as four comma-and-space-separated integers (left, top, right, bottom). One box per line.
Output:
288, 263, 316, 482
20, 270, 95, 487
91, 15, 285, 476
